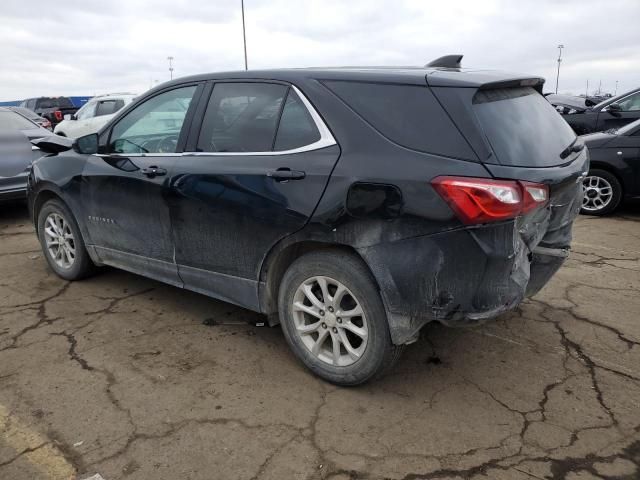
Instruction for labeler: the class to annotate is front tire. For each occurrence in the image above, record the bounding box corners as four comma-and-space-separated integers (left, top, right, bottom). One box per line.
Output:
581, 169, 622, 216
37, 199, 96, 280
278, 250, 403, 385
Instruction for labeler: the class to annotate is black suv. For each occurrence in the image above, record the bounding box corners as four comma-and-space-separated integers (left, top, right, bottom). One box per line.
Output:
27, 64, 586, 384
20, 97, 79, 128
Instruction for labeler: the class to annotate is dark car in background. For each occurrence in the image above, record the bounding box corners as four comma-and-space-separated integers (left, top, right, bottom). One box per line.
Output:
580, 118, 640, 215
0, 107, 50, 202
555, 87, 640, 135
19, 97, 78, 128
27, 65, 585, 384
8, 106, 52, 131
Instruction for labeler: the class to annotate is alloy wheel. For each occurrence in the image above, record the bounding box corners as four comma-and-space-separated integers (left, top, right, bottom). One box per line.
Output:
292, 276, 368, 367
582, 175, 613, 212
43, 212, 76, 269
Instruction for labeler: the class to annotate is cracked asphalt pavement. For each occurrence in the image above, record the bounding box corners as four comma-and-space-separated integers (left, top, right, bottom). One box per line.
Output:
1, 202, 639, 480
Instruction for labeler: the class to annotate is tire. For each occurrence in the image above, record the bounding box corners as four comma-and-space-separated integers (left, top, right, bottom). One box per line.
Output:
37, 199, 96, 280
581, 169, 622, 216
278, 250, 403, 385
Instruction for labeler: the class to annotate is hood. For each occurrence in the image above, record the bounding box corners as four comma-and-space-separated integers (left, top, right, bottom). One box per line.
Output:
580, 131, 615, 149
21, 127, 52, 141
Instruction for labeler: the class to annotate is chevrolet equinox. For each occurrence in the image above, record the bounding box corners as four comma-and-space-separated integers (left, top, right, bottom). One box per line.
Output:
27, 60, 587, 385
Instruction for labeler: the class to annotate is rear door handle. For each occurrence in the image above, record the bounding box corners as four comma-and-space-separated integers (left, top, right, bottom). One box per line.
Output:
141, 166, 167, 178
267, 168, 306, 182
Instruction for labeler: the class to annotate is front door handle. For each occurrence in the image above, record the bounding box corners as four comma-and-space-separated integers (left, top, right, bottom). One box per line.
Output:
141, 166, 167, 178
267, 168, 306, 182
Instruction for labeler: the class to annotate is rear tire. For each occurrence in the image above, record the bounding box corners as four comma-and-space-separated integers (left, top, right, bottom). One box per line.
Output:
581, 169, 622, 216
37, 199, 96, 280
278, 250, 403, 385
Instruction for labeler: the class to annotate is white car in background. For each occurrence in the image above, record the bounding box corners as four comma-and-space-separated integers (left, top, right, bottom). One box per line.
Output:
54, 93, 136, 138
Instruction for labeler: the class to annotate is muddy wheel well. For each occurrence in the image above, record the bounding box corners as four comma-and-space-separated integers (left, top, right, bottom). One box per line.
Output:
260, 241, 377, 320
32, 190, 63, 233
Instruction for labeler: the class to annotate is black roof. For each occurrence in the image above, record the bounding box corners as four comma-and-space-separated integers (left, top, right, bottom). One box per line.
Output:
155, 66, 545, 91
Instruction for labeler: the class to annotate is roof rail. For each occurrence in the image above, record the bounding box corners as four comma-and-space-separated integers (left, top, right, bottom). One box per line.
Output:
425, 55, 463, 69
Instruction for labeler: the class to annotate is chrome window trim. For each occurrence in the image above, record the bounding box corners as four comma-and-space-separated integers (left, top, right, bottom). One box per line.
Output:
187, 84, 336, 156
98, 85, 336, 158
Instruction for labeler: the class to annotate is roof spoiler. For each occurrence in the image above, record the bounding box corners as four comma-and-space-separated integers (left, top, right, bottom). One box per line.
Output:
425, 55, 463, 69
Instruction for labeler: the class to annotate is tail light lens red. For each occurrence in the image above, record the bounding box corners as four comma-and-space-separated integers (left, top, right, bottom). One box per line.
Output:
432, 176, 549, 225
54, 110, 63, 121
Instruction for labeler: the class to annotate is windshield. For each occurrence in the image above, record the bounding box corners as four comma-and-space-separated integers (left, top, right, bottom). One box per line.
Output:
473, 87, 577, 167
0, 110, 38, 130
615, 118, 640, 135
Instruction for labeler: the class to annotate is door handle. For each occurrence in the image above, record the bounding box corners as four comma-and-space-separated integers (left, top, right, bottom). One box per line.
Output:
141, 166, 167, 178
267, 168, 306, 182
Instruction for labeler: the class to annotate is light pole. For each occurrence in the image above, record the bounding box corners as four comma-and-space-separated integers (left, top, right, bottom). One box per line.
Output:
167, 56, 174, 80
615, 80, 618, 96
555, 44, 564, 94
241, 0, 248, 70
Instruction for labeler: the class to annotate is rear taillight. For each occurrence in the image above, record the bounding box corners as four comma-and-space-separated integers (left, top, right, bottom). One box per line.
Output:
432, 176, 548, 225
54, 110, 63, 121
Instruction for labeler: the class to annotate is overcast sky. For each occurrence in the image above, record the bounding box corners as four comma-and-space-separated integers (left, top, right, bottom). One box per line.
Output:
1, 0, 638, 101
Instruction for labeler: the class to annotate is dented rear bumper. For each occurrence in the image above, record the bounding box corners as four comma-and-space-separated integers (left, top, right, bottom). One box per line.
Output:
357, 177, 583, 345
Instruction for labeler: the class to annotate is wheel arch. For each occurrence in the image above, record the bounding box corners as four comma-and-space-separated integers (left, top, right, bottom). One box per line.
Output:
588, 162, 626, 197
258, 239, 382, 322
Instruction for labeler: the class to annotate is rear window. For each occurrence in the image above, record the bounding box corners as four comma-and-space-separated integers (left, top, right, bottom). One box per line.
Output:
36, 97, 74, 109
473, 87, 577, 167
323, 81, 476, 160
0, 110, 37, 130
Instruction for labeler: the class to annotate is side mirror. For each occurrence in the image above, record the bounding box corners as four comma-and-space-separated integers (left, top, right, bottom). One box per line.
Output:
606, 103, 622, 116
73, 133, 99, 154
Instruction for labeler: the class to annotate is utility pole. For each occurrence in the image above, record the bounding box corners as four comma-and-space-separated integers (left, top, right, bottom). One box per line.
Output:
615, 80, 618, 96
586, 79, 589, 98
167, 56, 174, 80
241, 0, 248, 70
555, 44, 564, 94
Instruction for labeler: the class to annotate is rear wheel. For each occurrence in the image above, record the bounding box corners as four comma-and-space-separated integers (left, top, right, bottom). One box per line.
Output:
581, 169, 622, 216
37, 199, 96, 280
278, 250, 403, 385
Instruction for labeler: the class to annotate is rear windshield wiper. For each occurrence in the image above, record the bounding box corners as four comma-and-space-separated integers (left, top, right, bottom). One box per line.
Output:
559, 139, 584, 160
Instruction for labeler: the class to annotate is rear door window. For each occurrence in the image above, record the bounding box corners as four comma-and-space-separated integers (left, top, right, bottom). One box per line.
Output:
323, 80, 476, 160
197, 82, 287, 152
274, 90, 321, 151
96, 100, 124, 117
473, 87, 577, 167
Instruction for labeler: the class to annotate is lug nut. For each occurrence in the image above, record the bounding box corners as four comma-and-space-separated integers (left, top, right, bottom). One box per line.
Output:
337, 318, 342, 323
322, 323, 327, 329
332, 327, 337, 333
328, 306, 334, 312
319, 310, 325, 316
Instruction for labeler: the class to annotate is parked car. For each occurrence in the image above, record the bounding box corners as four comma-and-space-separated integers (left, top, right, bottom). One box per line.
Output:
554, 87, 640, 134
27, 64, 586, 384
8, 106, 52, 131
54, 93, 136, 138
19, 97, 79, 128
580, 118, 640, 215
0, 107, 51, 202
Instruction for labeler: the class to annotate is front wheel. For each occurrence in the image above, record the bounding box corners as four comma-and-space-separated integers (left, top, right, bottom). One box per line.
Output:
37, 199, 96, 280
581, 169, 622, 216
278, 250, 403, 385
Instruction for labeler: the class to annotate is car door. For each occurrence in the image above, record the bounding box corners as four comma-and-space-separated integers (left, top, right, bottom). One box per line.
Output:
597, 91, 640, 132
166, 81, 340, 309
70, 101, 97, 137
81, 84, 202, 286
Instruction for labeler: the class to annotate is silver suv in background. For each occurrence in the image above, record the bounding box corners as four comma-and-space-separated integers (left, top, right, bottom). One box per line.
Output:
54, 93, 136, 138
